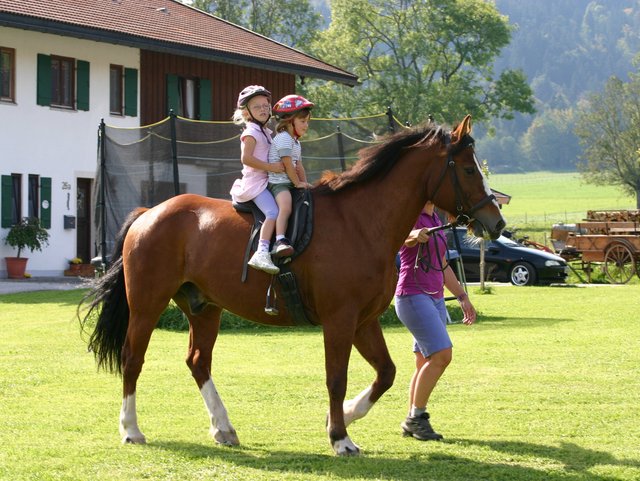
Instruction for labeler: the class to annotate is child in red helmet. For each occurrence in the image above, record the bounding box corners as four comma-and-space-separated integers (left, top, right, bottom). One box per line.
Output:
267, 95, 314, 257
230, 85, 285, 274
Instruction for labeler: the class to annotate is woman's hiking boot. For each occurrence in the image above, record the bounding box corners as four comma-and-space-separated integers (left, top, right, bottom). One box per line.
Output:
248, 250, 279, 275
400, 412, 443, 441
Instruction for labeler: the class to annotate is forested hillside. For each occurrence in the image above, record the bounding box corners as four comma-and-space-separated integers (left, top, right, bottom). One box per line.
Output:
480, 0, 640, 172
187, 0, 640, 174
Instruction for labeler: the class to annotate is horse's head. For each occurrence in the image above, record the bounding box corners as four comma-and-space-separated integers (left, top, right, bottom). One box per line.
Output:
430, 115, 505, 240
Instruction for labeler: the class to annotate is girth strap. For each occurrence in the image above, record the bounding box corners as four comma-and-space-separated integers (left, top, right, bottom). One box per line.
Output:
277, 264, 316, 326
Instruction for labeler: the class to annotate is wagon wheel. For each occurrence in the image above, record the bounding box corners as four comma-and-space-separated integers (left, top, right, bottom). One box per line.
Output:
603, 242, 636, 284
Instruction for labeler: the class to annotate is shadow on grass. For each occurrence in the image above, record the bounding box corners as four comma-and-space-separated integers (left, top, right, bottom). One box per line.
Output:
148, 437, 636, 481
454, 438, 640, 476
474, 314, 577, 329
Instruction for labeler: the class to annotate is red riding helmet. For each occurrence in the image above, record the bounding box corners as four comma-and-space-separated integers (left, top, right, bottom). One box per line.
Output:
237, 85, 271, 108
273, 95, 314, 117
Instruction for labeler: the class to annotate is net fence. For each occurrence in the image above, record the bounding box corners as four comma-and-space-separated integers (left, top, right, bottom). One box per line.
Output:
95, 111, 408, 260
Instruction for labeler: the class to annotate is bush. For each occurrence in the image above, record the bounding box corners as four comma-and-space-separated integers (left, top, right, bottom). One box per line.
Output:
156, 302, 278, 331
3, 217, 50, 258
156, 303, 467, 331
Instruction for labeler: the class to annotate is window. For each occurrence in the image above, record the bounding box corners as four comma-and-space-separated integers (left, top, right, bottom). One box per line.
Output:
109, 65, 138, 116
0, 46, 15, 102
1, 175, 51, 228
110, 65, 123, 115
28, 175, 39, 218
166, 74, 212, 120
51, 55, 74, 108
37, 53, 89, 111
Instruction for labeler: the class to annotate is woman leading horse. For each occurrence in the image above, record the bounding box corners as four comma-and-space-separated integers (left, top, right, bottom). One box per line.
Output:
80, 115, 505, 455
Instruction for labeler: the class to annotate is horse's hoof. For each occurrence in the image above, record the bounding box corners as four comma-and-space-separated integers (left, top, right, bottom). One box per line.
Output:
332, 437, 361, 456
122, 435, 146, 445
212, 428, 240, 446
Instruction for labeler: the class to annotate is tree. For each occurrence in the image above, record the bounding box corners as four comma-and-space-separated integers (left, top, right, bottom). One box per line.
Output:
574, 73, 640, 208
521, 108, 582, 171
190, 1, 245, 25
189, 0, 321, 52
302, 0, 535, 125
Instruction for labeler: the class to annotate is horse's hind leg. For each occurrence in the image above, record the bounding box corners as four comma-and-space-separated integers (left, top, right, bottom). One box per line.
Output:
345, 319, 396, 427
120, 305, 167, 444
177, 300, 239, 446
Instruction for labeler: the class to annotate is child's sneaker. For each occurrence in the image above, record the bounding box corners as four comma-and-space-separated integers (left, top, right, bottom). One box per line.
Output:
272, 238, 294, 258
247, 250, 279, 274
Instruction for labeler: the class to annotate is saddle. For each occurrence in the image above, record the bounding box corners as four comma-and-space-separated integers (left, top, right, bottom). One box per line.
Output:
232, 189, 315, 326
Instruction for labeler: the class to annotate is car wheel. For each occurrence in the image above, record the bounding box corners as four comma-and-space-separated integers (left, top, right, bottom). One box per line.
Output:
509, 262, 537, 286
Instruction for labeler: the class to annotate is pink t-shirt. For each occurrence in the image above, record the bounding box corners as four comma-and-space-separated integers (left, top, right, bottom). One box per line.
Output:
229, 122, 273, 202
395, 211, 447, 298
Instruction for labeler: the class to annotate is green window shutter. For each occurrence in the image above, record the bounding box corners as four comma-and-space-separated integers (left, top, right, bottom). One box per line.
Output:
40, 177, 51, 229
37, 54, 51, 106
199, 78, 212, 120
76, 60, 90, 111
124, 68, 138, 117
1, 175, 13, 228
166, 74, 179, 115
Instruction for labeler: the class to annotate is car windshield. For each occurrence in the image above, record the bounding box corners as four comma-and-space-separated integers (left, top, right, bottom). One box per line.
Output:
456, 233, 521, 250
499, 236, 521, 247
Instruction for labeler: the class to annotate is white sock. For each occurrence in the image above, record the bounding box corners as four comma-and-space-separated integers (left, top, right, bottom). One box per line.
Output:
258, 240, 270, 252
410, 405, 426, 417
276, 234, 285, 241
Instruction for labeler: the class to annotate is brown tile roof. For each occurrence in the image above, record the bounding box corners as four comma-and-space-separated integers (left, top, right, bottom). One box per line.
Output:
0, 0, 357, 85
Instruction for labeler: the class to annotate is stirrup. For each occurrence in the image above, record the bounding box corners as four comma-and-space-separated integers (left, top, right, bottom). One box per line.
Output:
264, 275, 278, 315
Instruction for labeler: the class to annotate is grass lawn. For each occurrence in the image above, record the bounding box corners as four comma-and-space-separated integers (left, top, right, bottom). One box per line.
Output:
489, 172, 636, 226
487, 172, 636, 248
1, 287, 639, 481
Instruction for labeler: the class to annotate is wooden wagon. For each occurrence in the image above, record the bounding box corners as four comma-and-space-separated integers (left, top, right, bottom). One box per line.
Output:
551, 210, 640, 284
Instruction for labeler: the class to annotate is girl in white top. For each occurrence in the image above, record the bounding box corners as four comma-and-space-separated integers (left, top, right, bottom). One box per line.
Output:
229, 85, 284, 274
267, 95, 314, 258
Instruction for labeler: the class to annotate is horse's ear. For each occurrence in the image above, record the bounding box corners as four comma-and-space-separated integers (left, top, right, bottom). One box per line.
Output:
451, 115, 472, 143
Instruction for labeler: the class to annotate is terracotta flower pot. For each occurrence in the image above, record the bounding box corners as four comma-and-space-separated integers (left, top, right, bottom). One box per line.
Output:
5, 257, 28, 279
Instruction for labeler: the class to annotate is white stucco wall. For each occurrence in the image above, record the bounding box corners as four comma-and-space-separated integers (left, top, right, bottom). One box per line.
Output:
0, 27, 140, 277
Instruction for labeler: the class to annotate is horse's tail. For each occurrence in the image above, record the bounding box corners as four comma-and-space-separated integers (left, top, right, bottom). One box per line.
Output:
78, 208, 149, 375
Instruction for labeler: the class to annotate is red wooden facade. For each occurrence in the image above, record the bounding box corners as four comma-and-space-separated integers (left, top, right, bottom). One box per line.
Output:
140, 50, 296, 125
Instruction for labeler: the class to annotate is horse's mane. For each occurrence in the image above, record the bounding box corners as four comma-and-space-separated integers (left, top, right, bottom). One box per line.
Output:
314, 123, 446, 194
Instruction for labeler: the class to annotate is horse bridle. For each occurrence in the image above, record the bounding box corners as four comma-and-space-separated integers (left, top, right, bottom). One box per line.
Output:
411, 132, 497, 294
428, 133, 496, 226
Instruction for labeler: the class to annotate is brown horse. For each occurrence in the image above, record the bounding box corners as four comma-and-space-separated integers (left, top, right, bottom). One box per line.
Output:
80, 115, 505, 455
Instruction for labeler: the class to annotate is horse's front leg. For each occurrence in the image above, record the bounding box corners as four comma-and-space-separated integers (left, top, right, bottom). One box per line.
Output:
344, 319, 396, 427
183, 304, 239, 446
323, 321, 360, 456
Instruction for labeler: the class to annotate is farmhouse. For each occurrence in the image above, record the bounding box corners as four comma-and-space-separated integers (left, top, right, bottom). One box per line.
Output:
0, 0, 356, 277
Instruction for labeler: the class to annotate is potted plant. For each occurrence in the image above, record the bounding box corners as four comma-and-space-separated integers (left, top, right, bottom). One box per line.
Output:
3, 217, 50, 279
68, 257, 83, 274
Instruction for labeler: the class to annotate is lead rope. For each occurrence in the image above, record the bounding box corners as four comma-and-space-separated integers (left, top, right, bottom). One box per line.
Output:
412, 228, 448, 296
411, 216, 472, 296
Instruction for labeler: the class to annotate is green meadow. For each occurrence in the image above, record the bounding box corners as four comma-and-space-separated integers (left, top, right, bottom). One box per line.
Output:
1, 286, 639, 481
489, 172, 635, 234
